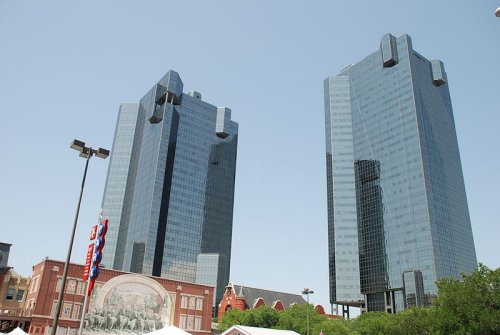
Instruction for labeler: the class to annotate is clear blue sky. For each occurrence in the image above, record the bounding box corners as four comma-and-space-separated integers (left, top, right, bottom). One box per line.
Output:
1, 1, 499, 312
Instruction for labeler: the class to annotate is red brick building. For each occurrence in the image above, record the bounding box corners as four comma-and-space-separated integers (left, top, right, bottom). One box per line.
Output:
217, 283, 340, 321
23, 259, 214, 335
217, 283, 306, 320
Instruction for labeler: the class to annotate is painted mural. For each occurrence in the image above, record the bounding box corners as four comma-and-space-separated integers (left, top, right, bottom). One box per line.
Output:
83, 274, 174, 335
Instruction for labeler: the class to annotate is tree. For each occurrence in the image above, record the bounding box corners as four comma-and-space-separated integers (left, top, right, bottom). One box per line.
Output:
275, 304, 330, 335
312, 319, 351, 335
218, 307, 280, 331
252, 306, 281, 329
218, 308, 248, 331
391, 307, 436, 335
433, 264, 500, 335
350, 312, 394, 335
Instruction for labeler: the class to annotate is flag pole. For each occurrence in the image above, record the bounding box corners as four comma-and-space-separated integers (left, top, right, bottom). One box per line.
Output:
78, 273, 92, 335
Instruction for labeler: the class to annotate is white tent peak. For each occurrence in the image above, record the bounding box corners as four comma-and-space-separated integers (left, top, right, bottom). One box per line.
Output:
144, 325, 191, 335
7, 328, 29, 335
221, 325, 301, 335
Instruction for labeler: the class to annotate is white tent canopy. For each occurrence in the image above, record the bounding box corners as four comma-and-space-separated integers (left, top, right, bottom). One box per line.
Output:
7, 328, 29, 335
221, 325, 301, 335
145, 325, 191, 335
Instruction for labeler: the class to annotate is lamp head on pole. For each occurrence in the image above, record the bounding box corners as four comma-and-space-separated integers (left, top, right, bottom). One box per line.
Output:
70, 139, 86, 152
95, 148, 110, 159
70, 139, 110, 160
302, 288, 314, 295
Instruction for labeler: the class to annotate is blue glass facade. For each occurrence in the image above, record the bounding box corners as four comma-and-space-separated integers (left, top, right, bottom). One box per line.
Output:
101, 71, 238, 307
324, 34, 476, 313
195, 253, 228, 308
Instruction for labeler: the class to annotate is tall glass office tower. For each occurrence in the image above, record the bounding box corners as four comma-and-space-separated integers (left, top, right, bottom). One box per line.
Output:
101, 70, 238, 308
324, 34, 476, 315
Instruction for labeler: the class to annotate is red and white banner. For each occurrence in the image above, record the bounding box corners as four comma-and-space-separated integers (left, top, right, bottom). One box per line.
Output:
82, 243, 94, 280
90, 225, 98, 240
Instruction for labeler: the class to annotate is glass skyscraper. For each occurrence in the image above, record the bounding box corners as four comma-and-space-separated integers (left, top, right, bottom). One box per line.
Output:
101, 70, 238, 308
324, 34, 476, 314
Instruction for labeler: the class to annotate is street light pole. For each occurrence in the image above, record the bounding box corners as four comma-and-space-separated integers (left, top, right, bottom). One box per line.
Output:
50, 140, 109, 335
302, 288, 314, 335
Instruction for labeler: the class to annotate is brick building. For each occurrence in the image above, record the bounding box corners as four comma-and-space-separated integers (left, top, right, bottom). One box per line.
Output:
217, 283, 339, 321
0, 242, 31, 332
22, 259, 214, 335
217, 283, 306, 319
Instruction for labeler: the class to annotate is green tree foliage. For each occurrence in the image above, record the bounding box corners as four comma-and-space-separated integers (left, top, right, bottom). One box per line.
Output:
349, 312, 394, 335
433, 264, 500, 335
218, 308, 248, 331
218, 306, 280, 332
390, 307, 436, 335
219, 304, 332, 335
312, 319, 351, 335
275, 304, 330, 335
251, 306, 281, 329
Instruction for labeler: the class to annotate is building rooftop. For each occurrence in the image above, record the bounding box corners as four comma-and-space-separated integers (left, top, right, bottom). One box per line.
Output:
232, 284, 306, 309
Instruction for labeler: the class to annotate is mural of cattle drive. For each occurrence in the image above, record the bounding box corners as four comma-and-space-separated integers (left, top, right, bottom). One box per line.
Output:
83, 274, 175, 335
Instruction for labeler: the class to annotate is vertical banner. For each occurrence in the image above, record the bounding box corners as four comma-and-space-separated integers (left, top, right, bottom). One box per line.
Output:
82, 244, 94, 280
88, 219, 108, 296
79, 212, 109, 335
